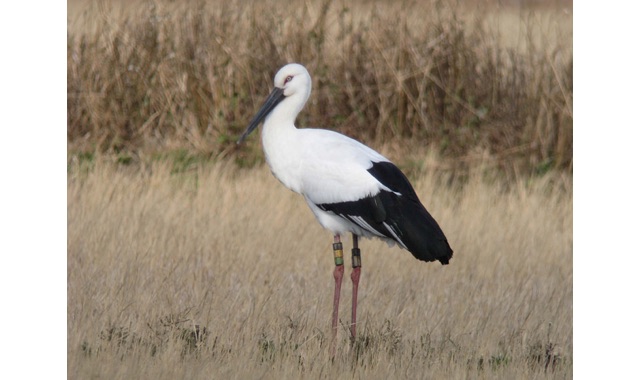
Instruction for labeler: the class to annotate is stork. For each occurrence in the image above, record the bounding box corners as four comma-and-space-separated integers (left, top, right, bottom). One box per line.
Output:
237, 63, 453, 351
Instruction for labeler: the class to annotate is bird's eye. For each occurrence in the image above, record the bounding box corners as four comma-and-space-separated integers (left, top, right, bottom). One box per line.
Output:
284, 75, 293, 84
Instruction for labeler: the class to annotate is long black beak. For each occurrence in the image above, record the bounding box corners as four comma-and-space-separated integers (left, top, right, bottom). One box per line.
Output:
237, 87, 286, 144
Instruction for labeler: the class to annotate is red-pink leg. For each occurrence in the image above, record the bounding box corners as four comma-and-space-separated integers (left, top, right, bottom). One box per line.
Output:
331, 234, 344, 357
350, 234, 362, 342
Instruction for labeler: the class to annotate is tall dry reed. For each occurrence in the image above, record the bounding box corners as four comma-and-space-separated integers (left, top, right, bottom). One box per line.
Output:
67, 0, 572, 175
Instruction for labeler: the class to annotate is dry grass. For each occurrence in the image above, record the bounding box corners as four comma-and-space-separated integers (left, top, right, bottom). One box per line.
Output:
67, 0, 572, 175
67, 160, 572, 378
67, 1, 573, 376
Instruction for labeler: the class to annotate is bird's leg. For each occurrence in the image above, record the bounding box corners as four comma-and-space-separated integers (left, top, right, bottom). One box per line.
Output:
331, 234, 344, 355
350, 234, 361, 343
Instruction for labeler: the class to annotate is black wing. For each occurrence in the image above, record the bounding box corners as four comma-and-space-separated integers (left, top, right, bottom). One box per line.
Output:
317, 161, 453, 264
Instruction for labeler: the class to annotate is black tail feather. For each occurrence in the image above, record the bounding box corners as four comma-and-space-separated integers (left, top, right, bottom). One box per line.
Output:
378, 190, 453, 264
367, 161, 453, 264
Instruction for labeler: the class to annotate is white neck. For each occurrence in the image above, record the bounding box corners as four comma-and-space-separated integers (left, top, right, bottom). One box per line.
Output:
260, 94, 307, 193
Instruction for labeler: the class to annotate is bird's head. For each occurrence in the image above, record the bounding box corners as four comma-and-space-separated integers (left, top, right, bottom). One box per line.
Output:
273, 63, 312, 98
238, 63, 312, 144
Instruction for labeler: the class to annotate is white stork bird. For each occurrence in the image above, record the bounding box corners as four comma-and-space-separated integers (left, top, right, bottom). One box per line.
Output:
238, 63, 453, 347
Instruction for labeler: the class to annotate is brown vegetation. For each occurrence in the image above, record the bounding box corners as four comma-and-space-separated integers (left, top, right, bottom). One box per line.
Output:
67, 1, 573, 377
67, 0, 572, 175
67, 160, 572, 378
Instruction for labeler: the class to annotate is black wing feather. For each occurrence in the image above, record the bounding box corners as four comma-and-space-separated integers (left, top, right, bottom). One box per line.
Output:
318, 161, 453, 265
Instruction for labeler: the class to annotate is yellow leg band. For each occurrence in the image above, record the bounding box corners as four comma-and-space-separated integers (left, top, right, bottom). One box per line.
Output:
333, 242, 344, 266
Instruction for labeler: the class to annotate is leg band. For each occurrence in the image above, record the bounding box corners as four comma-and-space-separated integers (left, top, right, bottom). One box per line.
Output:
333, 242, 344, 266
351, 247, 361, 268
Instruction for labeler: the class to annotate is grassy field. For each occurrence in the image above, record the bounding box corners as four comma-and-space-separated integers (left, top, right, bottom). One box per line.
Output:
67, 160, 572, 378
67, 0, 572, 377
